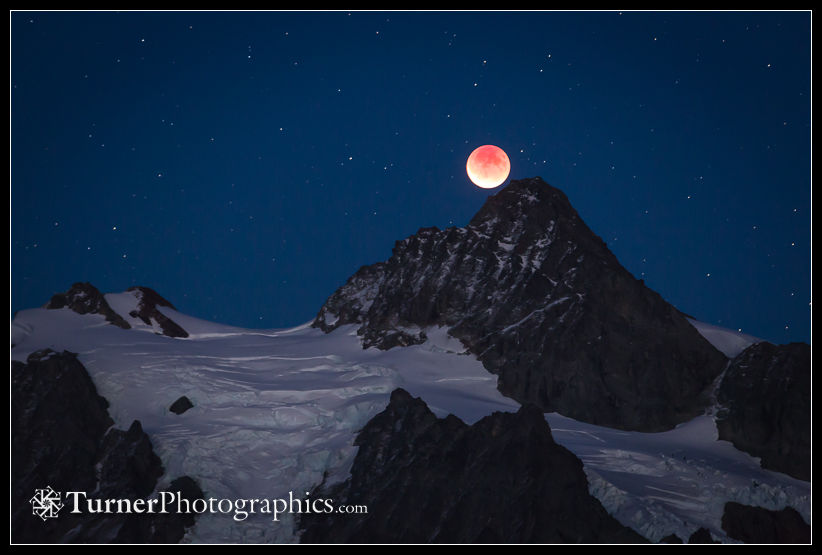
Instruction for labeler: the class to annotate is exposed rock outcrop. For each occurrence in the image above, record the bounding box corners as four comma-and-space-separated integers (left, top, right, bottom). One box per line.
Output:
716, 341, 810, 480
126, 286, 189, 338
11, 349, 202, 543
300, 388, 645, 544
43, 283, 188, 339
688, 527, 719, 544
45, 282, 130, 329
169, 396, 194, 415
721, 502, 810, 544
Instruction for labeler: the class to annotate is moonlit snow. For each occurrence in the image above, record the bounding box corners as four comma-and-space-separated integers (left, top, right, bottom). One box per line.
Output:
11, 294, 807, 543
686, 318, 762, 359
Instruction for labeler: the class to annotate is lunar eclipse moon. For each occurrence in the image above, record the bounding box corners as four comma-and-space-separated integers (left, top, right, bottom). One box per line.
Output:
466, 145, 511, 189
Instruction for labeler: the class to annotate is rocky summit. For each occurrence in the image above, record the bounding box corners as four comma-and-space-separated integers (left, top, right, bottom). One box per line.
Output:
314, 177, 727, 431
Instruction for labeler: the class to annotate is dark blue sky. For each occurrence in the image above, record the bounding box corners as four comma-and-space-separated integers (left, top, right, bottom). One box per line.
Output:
11, 11, 811, 344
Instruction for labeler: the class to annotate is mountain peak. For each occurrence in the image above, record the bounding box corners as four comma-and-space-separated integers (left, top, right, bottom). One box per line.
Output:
314, 177, 727, 431
468, 177, 576, 230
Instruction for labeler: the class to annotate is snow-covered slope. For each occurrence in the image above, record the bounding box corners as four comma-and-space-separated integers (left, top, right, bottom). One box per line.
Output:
687, 318, 761, 358
546, 413, 809, 543
10, 300, 808, 543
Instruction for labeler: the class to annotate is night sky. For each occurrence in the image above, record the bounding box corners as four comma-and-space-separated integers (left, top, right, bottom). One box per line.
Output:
11, 11, 811, 344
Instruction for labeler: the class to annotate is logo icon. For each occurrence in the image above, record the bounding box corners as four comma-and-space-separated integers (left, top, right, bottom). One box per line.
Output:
30, 486, 64, 521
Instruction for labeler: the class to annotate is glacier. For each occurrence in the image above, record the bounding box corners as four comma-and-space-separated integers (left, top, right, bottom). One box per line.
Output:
10, 294, 808, 543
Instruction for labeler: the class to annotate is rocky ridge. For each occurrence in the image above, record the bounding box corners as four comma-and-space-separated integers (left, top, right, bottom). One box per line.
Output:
11, 349, 202, 543
44, 282, 188, 339
300, 388, 645, 543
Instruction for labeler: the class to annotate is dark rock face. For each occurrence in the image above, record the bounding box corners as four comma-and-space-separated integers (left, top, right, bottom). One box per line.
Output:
45, 282, 130, 329
659, 534, 683, 544
11, 349, 201, 543
126, 286, 189, 338
299, 388, 645, 544
716, 341, 810, 480
314, 177, 727, 431
721, 502, 810, 544
113, 477, 205, 544
97, 420, 164, 498
169, 396, 194, 415
688, 527, 719, 544
167, 476, 205, 524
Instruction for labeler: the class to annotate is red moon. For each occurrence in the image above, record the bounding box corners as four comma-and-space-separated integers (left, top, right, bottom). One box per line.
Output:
466, 145, 510, 189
